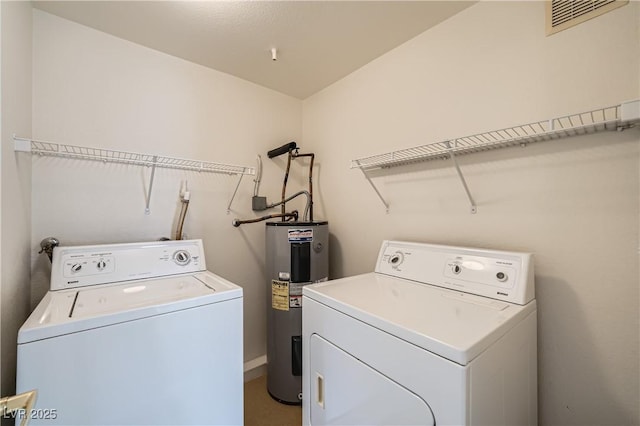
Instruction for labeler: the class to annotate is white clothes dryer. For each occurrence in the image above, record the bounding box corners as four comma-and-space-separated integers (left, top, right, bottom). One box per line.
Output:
303, 240, 537, 425
17, 239, 243, 426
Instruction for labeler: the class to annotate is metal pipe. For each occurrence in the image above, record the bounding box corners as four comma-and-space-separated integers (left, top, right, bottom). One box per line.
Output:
232, 212, 298, 227
38, 237, 60, 262
266, 190, 311, 222
292, 152, 314, 221
281, 150, 293, 220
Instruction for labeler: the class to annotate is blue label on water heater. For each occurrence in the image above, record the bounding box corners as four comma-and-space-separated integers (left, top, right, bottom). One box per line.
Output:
288, 229, 313, 242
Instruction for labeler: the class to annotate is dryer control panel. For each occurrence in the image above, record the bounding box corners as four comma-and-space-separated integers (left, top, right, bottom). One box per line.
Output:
375, 241, 534, 305
50, 240, 206, 290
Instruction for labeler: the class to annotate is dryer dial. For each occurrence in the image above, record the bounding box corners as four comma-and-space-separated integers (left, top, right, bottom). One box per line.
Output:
389, 252, 404, 267
496, 272, 508, 282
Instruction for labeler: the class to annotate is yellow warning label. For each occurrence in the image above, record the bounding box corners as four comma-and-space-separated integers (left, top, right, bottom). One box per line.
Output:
272, 280, 289, 311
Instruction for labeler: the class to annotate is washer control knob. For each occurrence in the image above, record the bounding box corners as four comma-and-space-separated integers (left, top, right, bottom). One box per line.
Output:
452, 264, 462, 274
96, 260, 107, 271
71, 263, 82, 273
173, 250, 191, 266
496, 272, 508, 282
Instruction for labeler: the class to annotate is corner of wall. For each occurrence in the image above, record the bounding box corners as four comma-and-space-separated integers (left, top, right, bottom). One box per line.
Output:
1, 0, 33, 398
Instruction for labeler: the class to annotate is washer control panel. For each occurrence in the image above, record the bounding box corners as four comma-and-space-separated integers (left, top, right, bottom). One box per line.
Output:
51, 240, 206, 290
63, 255, 115, 278
376, 240, 534, 305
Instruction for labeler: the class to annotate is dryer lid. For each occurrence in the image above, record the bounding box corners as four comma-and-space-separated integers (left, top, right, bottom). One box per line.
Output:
303, 272, 536, 365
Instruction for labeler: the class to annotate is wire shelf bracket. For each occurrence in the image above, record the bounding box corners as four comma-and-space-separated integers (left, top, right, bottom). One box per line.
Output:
351, 99, 640, 213
446, 141, 477, 214
13, 136, 256, 214
355, 163, 390, 213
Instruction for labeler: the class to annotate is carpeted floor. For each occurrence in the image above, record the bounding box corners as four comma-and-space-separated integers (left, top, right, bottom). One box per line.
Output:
244, 375, 302, 426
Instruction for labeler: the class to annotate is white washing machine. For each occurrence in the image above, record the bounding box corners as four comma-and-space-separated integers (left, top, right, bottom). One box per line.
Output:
16, 239, 243, 425
302, 240, 537, 425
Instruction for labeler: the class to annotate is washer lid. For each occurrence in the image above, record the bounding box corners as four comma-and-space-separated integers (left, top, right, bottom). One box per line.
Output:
72, 275, 212, 319
18, 271, 242, 344
303, 272, 536, 365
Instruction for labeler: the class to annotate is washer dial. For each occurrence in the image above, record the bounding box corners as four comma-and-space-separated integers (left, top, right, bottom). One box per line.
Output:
173, 250, 191, 266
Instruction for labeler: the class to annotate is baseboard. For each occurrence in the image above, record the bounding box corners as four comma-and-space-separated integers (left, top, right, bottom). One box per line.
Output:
244, 354, 267, 382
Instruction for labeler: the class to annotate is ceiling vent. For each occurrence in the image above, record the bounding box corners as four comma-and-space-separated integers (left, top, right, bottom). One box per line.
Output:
546, 0, 628, 35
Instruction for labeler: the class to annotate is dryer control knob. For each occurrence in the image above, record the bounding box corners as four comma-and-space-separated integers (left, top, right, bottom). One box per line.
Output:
173, 250, 191, 266
71, 263, 82, 273
496, 272, 508, 282
452, 264, 462, 274
97, 260, 107, 271
389, 252, 404, 267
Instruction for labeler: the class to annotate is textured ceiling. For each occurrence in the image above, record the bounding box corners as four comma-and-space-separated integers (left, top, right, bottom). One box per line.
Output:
32, 1, 475, 99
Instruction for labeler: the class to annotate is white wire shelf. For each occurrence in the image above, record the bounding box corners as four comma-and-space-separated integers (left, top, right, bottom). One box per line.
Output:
13, 136, 256, 214
350, 100, 640, 214
351, 100, 640, 171
13, 137, 256, 176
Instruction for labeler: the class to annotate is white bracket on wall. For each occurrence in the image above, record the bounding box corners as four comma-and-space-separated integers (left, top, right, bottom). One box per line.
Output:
445, 140, 477, 214
351, 99, 640, 213
13, 136, 255, 214
145, 156, 158, 215
227, 173, 246, 214
353, 160, 390, 213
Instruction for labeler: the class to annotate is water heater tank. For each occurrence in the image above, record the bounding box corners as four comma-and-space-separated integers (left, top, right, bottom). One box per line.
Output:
265, 221, 329, 404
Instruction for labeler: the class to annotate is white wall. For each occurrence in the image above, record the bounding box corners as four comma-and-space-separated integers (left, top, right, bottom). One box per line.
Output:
303, 2, 639, 425
31, 10, 302, 364
23, 3, 640, 423
0, 1, 32, 398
